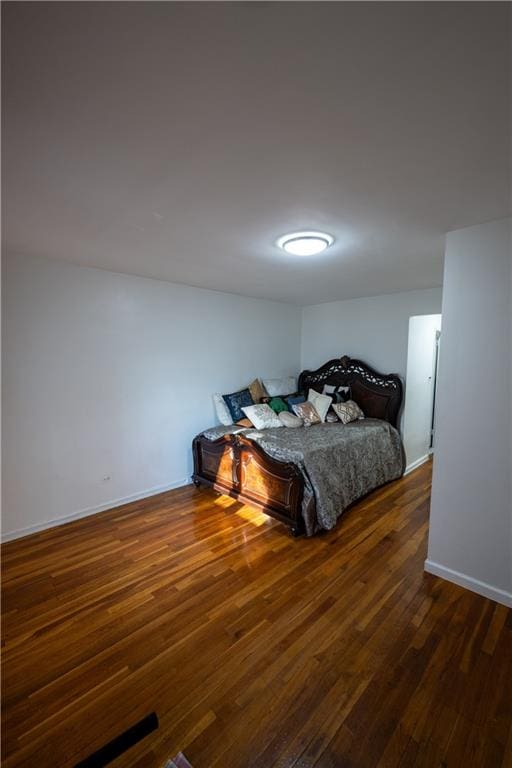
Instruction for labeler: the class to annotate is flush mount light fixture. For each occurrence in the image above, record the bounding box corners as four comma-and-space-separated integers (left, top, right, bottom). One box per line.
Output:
276, 231, 334, 256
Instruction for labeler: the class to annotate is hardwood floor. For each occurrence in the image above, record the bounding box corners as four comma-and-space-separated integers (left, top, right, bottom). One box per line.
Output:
2, 462, 511, 768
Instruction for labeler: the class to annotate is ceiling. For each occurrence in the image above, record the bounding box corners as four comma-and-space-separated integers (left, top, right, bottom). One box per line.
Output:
2, 2, 510, 305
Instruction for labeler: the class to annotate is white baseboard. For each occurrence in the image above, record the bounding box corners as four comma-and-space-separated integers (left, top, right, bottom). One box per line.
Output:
404, 453, 431, 476
424, 559, 512, 608
1, 477, 192, 543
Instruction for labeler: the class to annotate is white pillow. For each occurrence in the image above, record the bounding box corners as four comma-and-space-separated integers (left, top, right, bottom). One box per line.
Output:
242, 404, 283, 429
262, 376, 297, 397
213, 393, 234, 425
279, 411, 303, 428
308, 388, 332, 422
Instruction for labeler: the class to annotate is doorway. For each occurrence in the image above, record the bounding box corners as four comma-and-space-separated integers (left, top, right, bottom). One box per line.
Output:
402, 314, 442, 473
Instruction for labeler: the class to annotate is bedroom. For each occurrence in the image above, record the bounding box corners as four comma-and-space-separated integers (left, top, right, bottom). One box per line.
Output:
1, 2, 511, 767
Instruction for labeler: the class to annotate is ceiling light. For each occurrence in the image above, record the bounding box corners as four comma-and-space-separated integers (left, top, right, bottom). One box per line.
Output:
276, 231, 334, 256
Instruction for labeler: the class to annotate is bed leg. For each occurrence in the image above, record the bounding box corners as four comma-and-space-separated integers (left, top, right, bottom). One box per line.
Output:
193, 479, 201, 488
290, 524, 302, 538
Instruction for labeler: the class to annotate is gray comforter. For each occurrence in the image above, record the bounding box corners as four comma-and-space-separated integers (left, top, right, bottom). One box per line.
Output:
201, 420, 405, 535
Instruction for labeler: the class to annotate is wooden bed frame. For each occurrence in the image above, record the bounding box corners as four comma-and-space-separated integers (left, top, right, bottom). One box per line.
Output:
192, 356, 403, 536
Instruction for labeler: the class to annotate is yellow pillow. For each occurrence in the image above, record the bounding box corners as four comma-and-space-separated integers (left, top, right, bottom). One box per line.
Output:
248, 378, 268, 403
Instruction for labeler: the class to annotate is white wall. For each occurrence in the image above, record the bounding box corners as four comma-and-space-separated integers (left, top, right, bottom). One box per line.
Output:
402, 314, 442, 472
300, 287, 443, 380
2, 254, 301, 540
300, 287, 443, 460
427, 218, 511, 607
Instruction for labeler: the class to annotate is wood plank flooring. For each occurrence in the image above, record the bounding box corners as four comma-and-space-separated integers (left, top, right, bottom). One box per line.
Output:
2, 462, 511, 767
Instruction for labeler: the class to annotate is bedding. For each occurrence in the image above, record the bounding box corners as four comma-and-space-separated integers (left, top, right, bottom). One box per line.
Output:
323, 383, 351, 403
213, 393, 234, 425
284, 393, 306, 411
262, 376, 297, 397
308, 388, 332, 422
268, 397, 289, 414
292, 401, 321, 425
248, 378, 268, 403
223, 388, 254, 422
242, 403, 283, 429
279, 411, 303, 428
201, 419, 404, 535
333, 399, 365, 423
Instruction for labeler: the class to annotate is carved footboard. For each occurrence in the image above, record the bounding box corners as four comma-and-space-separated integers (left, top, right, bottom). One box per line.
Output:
192, 433, 305, 535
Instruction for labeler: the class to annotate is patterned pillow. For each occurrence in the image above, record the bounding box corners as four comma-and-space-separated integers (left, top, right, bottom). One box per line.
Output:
242, 404, 283, 429
322, 384, 351, 403
262, 376, 297, 397
222, 388, 254, 422
279, 411, 304, 428
292, 401, 321, 426
308, 389, 332, 422
213, 393, 234, 425
285, 393, 306, 412
268, 397, 288, 414
332, 400, 365, 424
248, 378, 268, 404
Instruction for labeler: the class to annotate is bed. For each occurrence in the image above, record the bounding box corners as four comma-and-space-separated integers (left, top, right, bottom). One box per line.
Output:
192, 356, 405, 536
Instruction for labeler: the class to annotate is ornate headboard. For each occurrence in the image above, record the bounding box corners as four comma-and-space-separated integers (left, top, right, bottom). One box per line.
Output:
298, 355, 403, 428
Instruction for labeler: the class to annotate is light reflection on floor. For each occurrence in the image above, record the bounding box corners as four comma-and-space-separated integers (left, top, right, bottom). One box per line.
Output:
212, 494, 267, 527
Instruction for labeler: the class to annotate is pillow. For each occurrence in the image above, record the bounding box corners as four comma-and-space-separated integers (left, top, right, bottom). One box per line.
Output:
236, 418, 253, 428
242, 404, 283, 429
268, 397, 288, 414
222, 388, 254, 422
326, 411, 339, 423
332, 400, 365, 424
322, 384, 351, 403
213, 393, 234, 426
262, 376, 297, 397
292, 401, 321, 426
308, 389, 332, 422
279, 411, 304, 428
248, 378, 268, 404
285, 393, 306, 412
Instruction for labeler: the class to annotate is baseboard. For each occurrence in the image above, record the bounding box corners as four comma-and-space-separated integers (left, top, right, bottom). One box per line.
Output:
424, 559, 512, 608
1, 478, 192, 543
404, 453, 431, 476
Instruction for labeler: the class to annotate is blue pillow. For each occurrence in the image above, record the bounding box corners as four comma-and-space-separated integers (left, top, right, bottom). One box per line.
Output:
222, 388, 254, 422
285, 393, 306, 413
